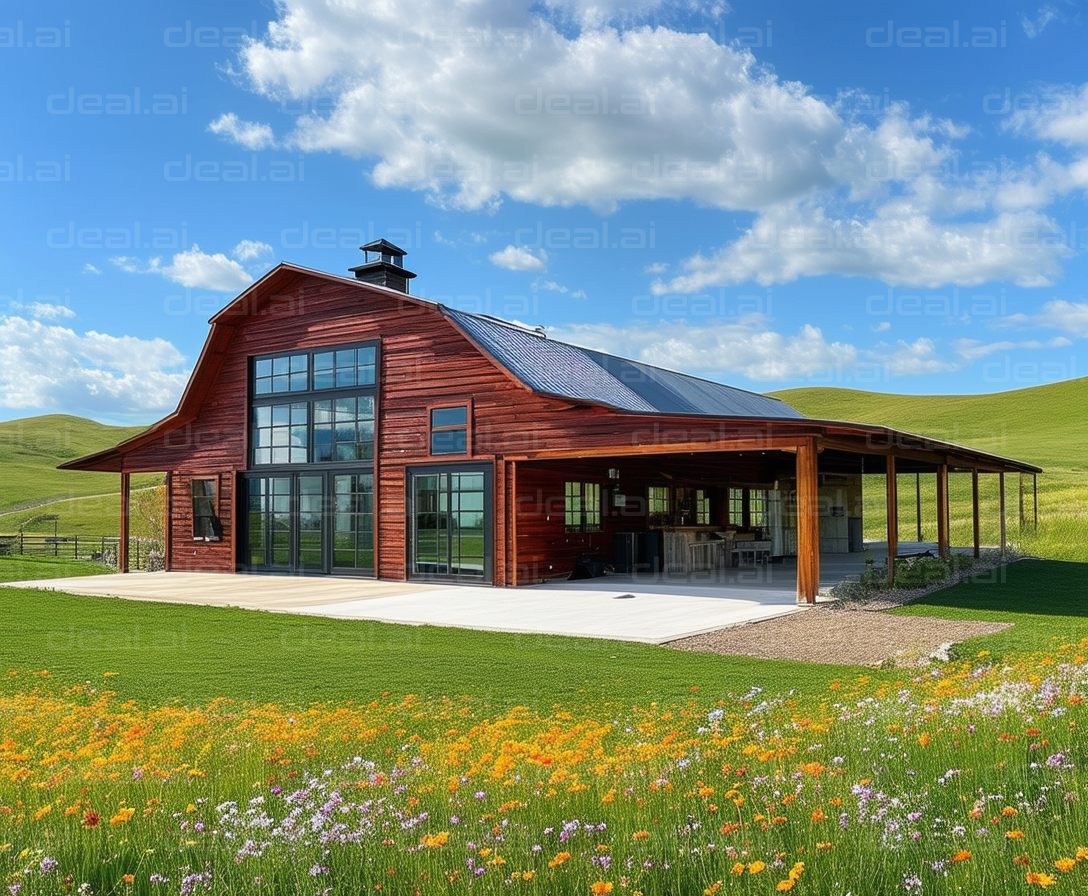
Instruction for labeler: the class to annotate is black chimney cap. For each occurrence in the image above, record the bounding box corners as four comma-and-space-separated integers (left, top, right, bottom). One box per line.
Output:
349, 239, 417, 293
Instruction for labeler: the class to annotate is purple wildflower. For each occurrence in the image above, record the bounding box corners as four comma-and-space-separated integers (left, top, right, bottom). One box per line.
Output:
39, 857, 59, 875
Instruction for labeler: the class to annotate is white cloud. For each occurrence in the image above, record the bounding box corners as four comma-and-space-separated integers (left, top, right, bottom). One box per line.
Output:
218, 1, 1088, 289
29, 302, 76, 321
489, 245, 547, 271
653, 206, 1071, 292
871, 321, 891, 332
1006, 83, 1088, 147
992, 299, 1088, 338
549, 317, 861, 381
0, 316, 188, 417
954, 336, 1073, 362
1037, 299, 1088, 338
111, 244, 254, 292
537, 279, 587, 299
207, 113, 277, 150
1021, 4, 1061, 38
232, 239, 274, 262
82, 263, 101, 275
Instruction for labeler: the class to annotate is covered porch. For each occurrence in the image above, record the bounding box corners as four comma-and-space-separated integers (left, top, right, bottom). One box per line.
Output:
498, 426, 1041, 602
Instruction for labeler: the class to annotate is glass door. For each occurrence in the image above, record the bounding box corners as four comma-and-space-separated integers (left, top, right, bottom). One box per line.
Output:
243, 471, 373, 575
409, 465, 492, 583
297, 475, 326, 570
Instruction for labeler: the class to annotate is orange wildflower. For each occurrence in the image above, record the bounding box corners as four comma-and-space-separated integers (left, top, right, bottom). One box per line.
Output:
109, 807, 135, 825
1007, 830, 1026, 840
748, 861, 766, 874
777, 881, 795, 892
1026, 871, 1057, 887
816, 842, 833, 850
719, 823, 740, 835
811, 808, 827, 822
1002, 806, 1018, 816
703, 883, 722, 896
122, 875, 135, 884
951, 850, 972, 863
82, 810, 100, 828
548, 852, 571, 868
420, 831, 449, 848
730, 863, 746, 875
1054, 858, 1075, 872
590, 884, 613, 895
1076, 847, 1088, 862
632, 831, 650, 840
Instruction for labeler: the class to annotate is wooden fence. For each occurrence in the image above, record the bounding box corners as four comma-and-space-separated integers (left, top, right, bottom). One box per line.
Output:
0, 534, 164, 571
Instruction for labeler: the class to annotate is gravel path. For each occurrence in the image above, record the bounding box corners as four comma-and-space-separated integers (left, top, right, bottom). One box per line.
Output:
666, 554, 1018, 667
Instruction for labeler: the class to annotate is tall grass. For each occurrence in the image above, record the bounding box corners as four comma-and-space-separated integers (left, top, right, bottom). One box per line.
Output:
2, 648, 1085, 895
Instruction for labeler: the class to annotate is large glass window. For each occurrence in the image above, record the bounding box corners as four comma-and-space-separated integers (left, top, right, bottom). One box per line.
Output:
314, 396, 375, 462
250, 341, 378, 467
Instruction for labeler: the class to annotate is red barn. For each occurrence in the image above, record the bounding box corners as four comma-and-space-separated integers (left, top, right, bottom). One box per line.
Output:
62, 242, 1040, 601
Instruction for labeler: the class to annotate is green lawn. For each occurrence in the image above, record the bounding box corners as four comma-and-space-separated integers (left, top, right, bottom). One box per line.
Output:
1, 559, 1084, 709
0, 554, 112, 582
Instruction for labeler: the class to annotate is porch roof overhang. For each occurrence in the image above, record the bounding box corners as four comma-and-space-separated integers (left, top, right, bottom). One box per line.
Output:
502, 414, 1042, 476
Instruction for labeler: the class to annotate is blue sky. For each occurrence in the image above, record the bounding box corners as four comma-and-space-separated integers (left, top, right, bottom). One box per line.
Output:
1, 0, 1085, 424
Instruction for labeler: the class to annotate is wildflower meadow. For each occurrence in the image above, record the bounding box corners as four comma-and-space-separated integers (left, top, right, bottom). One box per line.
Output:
1, 640, 1086, 896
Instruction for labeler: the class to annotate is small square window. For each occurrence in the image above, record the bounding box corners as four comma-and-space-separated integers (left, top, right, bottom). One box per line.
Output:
430, 406, 469, 455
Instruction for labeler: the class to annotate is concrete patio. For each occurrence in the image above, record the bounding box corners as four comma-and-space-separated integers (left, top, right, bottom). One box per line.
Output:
3, 542, 938, 644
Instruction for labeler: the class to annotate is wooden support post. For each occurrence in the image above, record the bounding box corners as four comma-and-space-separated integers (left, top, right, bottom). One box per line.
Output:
163, 472, 172, 571
936, 464, 949, 559
119, 471, 130, 573
494, 458, 506, 587
886, 455, 898, 586
972, 468, 981, 559
915, 472, 922, 542
509, 460, 518, 587
998, 471, 1006, 555
1019, 473, 1025, 529
795, 439, 820, 604
1033, 474, 1038, 530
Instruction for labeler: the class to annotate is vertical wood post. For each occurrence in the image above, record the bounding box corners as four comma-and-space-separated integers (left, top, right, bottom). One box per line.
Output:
998, 471, 1006, 555
163, 473, 172, 571
494, 458, 506, 587
119, 471, 130, 573
1032, 474, 1038, 530
795, 439, 820, 603
971, 468, 981, 559
886, 455, 898, 586
915, 472, 922, 542
1019, 473, 1025, 529
509, 460, 519, 587
936, 464, 950, 558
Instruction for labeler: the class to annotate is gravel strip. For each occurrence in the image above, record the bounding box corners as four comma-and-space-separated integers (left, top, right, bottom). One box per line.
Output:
666, 553, 1020, 667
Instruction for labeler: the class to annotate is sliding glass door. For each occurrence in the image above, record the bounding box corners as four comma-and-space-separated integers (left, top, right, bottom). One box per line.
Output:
409, 465, 492, 583
243, 471, 373, 575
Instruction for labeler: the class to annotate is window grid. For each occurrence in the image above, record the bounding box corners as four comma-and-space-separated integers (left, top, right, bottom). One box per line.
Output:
648, 486, 670, 517
749, 489, 768, 528
728, 487, 744, 526
564, 481, 602, 532
250, 341, 378, 468
695, 489, 711, 525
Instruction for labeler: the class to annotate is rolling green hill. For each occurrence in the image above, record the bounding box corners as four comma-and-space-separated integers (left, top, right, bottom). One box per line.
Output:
0, 415, 159, 520
770, 377, 1087, 471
